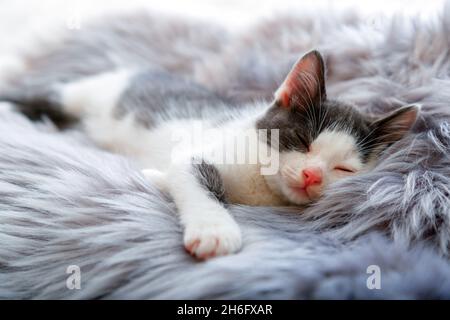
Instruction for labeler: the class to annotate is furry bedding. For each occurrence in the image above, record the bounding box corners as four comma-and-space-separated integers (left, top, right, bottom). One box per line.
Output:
1, 4, 450, 299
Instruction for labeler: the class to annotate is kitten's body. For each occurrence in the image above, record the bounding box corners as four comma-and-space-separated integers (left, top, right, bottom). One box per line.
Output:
2, 50, 419, 259
59, 68, 281, 204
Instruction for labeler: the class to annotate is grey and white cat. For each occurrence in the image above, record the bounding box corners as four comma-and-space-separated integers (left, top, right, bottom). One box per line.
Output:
4, 50, 419, 259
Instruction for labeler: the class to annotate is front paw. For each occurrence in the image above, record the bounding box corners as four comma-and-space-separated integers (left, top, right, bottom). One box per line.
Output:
184, 217, 242, 260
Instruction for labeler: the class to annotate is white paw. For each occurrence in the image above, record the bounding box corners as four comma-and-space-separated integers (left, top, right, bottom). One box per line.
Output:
184, 215, 242, 260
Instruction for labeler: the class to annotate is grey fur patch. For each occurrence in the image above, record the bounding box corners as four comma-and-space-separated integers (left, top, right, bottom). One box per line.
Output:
117, 70, 233, 128
257, 99, 374, 159
192, 160, 227, 203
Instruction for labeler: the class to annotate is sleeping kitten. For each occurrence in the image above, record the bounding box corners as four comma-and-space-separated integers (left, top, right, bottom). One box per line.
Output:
3, 50, 419, 259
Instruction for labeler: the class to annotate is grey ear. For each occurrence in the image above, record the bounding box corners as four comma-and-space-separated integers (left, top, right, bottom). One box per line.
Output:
275, 50, 326, 109
371, 104, 420, 145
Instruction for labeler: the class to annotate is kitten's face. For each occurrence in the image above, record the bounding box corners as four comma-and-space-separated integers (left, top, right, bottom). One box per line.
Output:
257, 50, 418, 205
265, 128, 366, 204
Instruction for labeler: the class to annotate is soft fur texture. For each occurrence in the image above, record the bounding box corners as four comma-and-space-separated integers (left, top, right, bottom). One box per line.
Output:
1, 4, 450, 299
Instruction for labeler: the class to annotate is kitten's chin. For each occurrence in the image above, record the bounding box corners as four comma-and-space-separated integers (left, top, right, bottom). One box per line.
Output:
263, 175, 314, 205
282, 186, 314, 205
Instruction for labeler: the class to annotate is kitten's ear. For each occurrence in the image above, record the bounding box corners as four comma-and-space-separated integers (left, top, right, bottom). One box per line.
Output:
275, 50, 326, 109
371, 104, 420, 146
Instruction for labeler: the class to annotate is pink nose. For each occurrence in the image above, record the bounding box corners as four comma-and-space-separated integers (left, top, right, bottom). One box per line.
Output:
302, 167, 323, 188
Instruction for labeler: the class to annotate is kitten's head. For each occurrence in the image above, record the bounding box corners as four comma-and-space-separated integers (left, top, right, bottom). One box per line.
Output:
257, 50, 419, 205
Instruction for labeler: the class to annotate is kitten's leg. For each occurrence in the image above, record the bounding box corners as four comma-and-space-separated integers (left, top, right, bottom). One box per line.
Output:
166, 161, 242, 259
59, 70, 149, 153
59, 69, 132, 119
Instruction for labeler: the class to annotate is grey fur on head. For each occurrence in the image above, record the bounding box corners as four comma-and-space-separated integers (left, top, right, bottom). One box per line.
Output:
1, 3, 450, 299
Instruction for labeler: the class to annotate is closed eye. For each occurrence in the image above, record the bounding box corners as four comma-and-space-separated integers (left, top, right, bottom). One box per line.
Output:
334, 166, 355, 173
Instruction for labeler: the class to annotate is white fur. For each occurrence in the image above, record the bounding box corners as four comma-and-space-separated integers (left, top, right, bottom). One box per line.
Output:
264, 130, 363, 204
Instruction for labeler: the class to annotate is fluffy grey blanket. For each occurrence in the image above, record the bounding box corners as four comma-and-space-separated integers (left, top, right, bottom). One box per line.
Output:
1, 5, 450, 299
